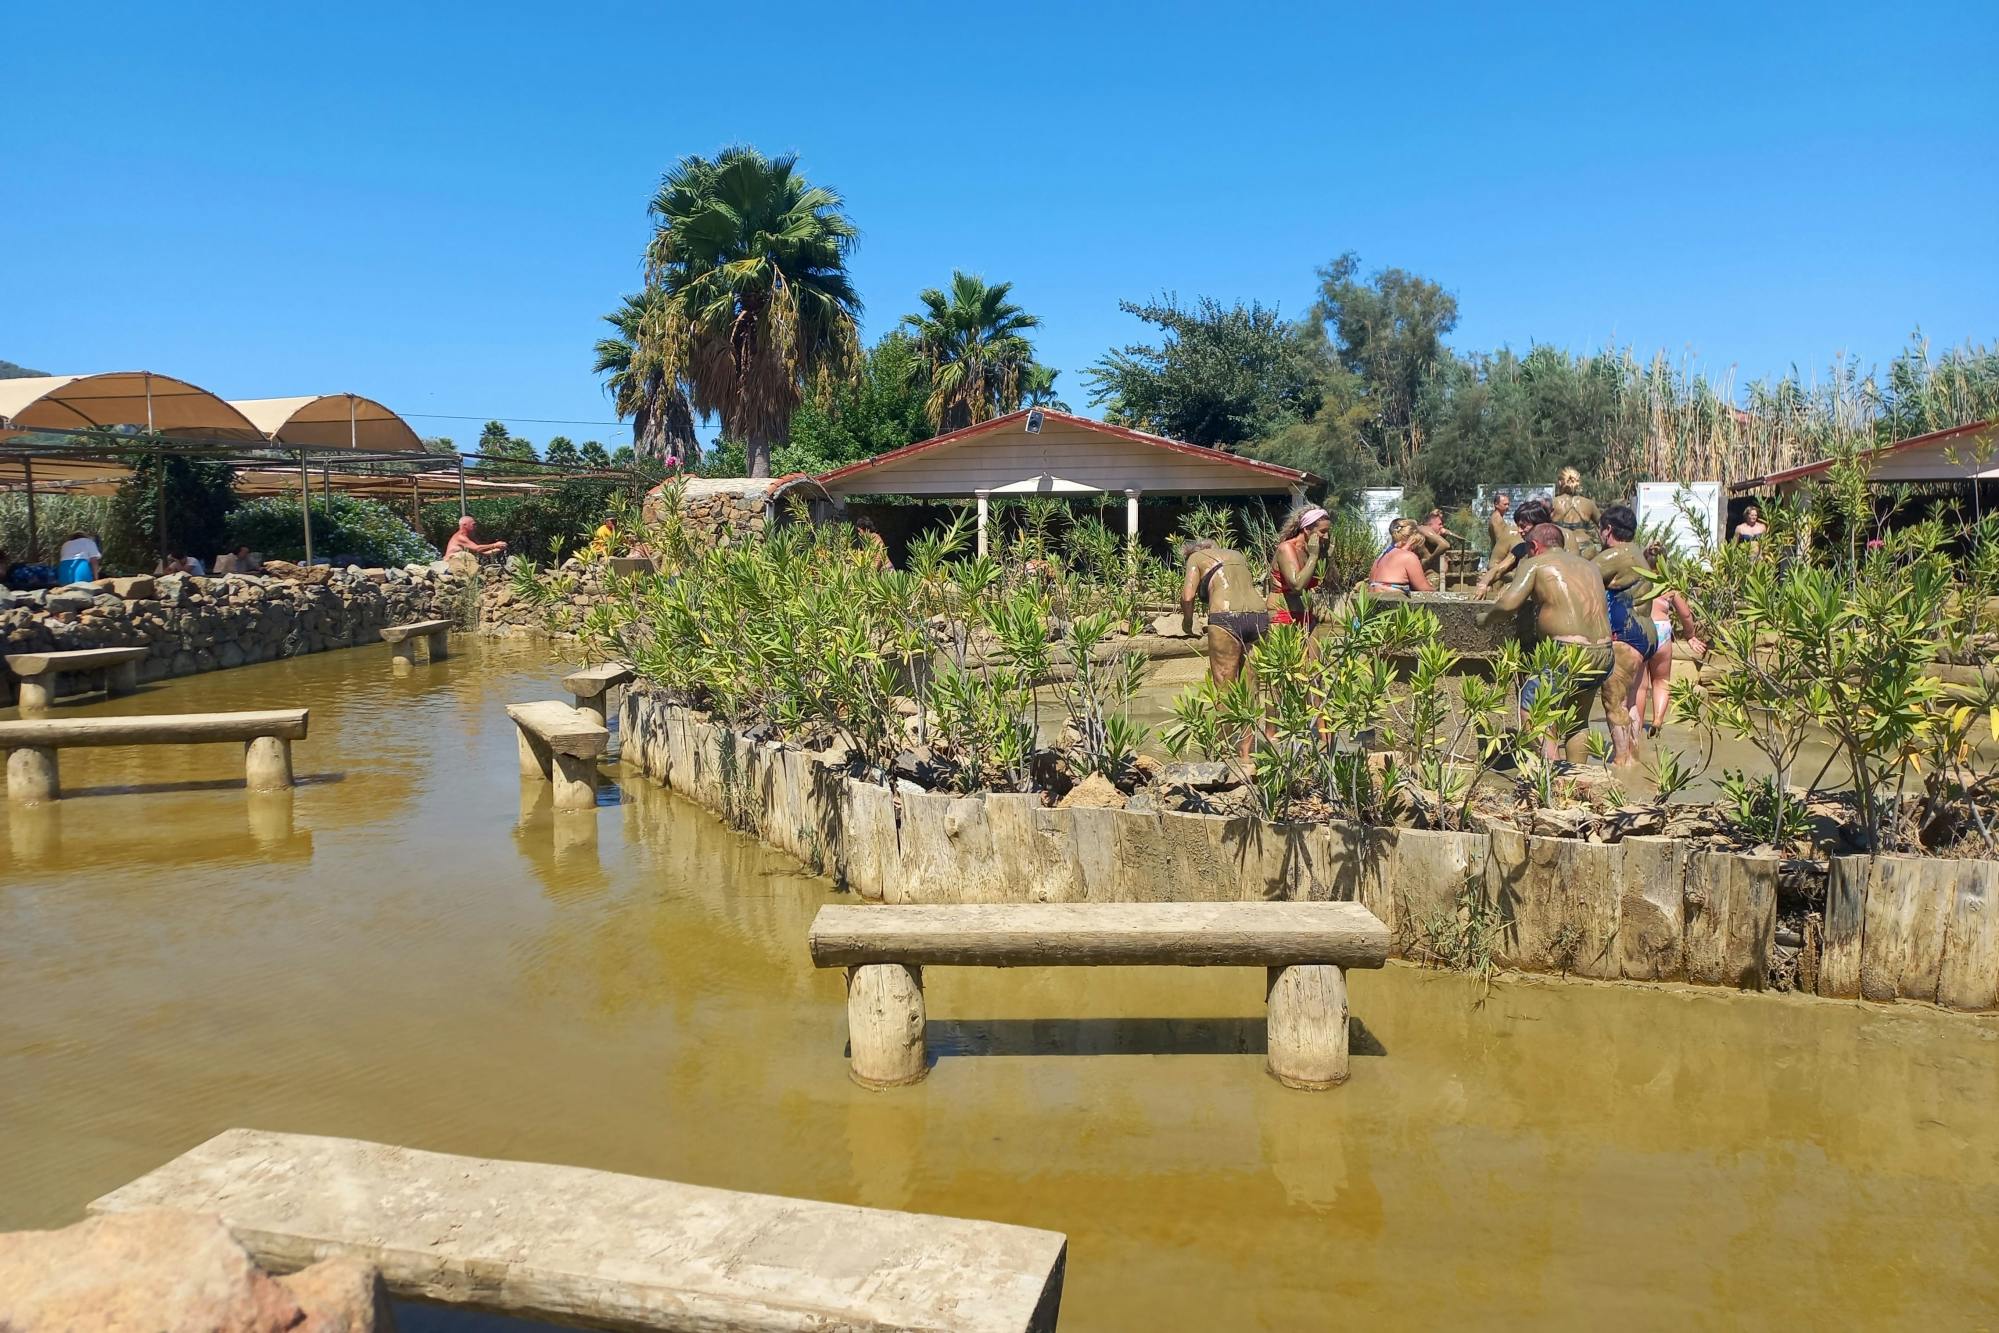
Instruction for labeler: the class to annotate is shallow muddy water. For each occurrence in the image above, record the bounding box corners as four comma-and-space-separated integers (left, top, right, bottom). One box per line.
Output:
4, 639, 1998, 1329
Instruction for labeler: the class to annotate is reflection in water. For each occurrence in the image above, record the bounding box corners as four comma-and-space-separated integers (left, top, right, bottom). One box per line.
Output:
4, 638, 1999, 1330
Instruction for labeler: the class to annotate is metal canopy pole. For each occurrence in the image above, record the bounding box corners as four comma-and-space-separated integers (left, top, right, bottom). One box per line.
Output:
299, 452, 314, 566
23, 457, 36, 562
456, 456, 467, 518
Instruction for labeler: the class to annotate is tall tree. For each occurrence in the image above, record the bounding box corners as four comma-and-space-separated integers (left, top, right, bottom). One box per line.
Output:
471, 420, 539, 474
1086, 296, 1322, 447
593, 289, 697, 464
901, 271, 1043, 431
639, 147, 862, 478
1313, 252, 1459, 471
785, 332, 934, 471
1021, 364, 1069, 411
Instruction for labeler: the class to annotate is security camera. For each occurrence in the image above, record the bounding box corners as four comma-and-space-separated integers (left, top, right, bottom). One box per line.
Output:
1025, 409, 1044, 434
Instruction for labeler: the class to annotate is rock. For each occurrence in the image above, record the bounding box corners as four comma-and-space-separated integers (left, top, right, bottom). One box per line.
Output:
92, 593, 125, 611
0, 1208, 396, 1332
1150, 612, 1199, 639
220, 641, 246, 668
110, 575, 156, 599
1529, 807, 1591, 839
1160, 760, 1233, 790
44, 590, 93, 613
1058, 772, 1127, 810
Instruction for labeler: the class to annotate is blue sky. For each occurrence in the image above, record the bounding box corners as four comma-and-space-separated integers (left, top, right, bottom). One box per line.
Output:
5, 0, 1995, 451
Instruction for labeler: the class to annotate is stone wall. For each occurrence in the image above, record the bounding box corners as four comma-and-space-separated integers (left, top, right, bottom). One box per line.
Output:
0, 564, 467, 705
619, 689, 1999, 1013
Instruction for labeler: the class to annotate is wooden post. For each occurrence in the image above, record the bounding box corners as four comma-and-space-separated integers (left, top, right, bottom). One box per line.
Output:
426, 629, 449, 661
550, 751, 598, 811
573, 693, 607, 728
1265, 964, 1349, 1089
108, 660, 139, 695
243, 736, 294, 791
846, 962, 927, 1087
15, 675, 53, 712
6, 746, 60, 803
390, 641, 418, 675
974, 490, 990, 558
518, 730, 552, 778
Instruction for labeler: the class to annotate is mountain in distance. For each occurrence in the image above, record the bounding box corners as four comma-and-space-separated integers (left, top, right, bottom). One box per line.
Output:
0, 359, 48, 379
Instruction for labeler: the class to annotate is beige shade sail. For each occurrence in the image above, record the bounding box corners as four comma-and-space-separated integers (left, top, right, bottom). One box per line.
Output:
0, 456, 134, 492
0, 372, 265, 444
231, 469, 539, 498
229, 395, 424, 452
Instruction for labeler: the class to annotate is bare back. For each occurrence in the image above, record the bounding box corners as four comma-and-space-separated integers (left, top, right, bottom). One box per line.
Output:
1187, 547, 1259, 614
1499, 548, 1612, 642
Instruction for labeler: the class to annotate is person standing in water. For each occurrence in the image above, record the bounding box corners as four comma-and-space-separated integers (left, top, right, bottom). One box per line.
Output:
1551, 467, 1603, 559
1367, 519, 1433, 598
1268, 505, 1332, 630
1483, 522, 1638, 764
1593, 504, 1661, 761
1178, 538, 1267, 689
1632, 542, 1706, 737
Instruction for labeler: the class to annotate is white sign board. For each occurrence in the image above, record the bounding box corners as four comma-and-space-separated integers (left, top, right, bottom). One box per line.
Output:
1636, 481, 1722, 553
1360, 488, 1404, 549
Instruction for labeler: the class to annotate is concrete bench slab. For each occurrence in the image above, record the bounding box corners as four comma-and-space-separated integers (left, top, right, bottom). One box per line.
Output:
810, 902, 1389, 1091
563, 662, 635, 724
0, 708, 309, 803
381, 619, 452, 672
89, 1128, 1067, 1333
5, 646, 150, 709
507, 700, 608, 810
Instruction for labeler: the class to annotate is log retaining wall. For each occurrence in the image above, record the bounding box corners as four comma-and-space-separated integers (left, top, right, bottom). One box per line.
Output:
619, 690, 1999, 1013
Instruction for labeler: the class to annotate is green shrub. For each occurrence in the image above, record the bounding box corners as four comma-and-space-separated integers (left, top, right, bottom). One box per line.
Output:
226, 494, 437, 567
104, 457, 237, 574
0, 495, 112, 565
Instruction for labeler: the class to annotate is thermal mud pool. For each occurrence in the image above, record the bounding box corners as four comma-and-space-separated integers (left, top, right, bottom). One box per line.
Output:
3, 640, 1997, 1329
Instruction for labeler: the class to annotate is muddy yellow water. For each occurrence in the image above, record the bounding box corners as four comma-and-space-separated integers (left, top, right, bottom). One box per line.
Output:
5, 640, 1998, 1330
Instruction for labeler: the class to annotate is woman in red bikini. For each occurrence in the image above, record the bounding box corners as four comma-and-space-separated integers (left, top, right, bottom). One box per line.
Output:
1267, 505, 1333, 629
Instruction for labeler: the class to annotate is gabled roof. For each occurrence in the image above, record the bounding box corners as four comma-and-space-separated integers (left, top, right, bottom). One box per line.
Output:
1731, 418, 1999, 492
814, 409, 1319, 495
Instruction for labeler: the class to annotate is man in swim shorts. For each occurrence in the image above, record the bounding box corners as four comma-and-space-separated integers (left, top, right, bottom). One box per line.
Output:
1483, 522, 1637, 764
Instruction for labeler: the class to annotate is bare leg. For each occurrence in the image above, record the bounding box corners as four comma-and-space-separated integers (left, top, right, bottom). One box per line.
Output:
1602, 645, 1643, 766
1647, 642, 1674, 732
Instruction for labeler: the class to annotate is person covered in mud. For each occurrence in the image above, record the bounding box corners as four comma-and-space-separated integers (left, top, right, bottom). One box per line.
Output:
1473, 497, 1557, 597
1178, 537, 1267, 688
1366, 519, 1433, 598
1412, 508, 1464, 579
1485, 492, 1516, 560
1593, 504, 1662, 754
1268, 504, 1332, 630
1550, 467, 1603, 559
1481, 522, 1639, 764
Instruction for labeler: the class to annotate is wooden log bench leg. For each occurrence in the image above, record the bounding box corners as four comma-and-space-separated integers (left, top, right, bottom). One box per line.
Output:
390, 641, 418, 675
15, 675, 54, 712
846, 962, 927, 1087
426, 629, 450, 661
572, 693, 608, 728
550, 750, 598, 811
6, 746, 60, 803
518, 729, 552, 778
243, 736, 294, 791
1265, 964, 1349, 1090
107, 660, 139, 694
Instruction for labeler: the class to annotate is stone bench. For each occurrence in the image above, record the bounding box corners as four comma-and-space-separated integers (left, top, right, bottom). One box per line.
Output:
380, 619, 451, 672
507, 700, 607, 810
89, 1128, 1067, 1333
809, 901, 1391, 1090
0, 708, 309, 803
5, 647, 150, 710
563, 661, 635, 725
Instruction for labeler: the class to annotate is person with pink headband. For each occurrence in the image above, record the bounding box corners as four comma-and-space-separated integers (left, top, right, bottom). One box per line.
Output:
1267, 504, 1333, 628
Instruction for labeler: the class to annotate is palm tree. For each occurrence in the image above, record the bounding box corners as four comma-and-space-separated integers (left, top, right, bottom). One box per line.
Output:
640, 147, 862, 477
1020, 364, 1069, 412
593, 289, 697, 464
901, 272, 1043, 431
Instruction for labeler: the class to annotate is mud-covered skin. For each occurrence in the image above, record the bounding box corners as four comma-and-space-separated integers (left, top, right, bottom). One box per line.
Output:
1551, 470, 1603, 561
1486, 505, 1516, 559
1486, 542, 1638, 762
1180, 546, 1265, 691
